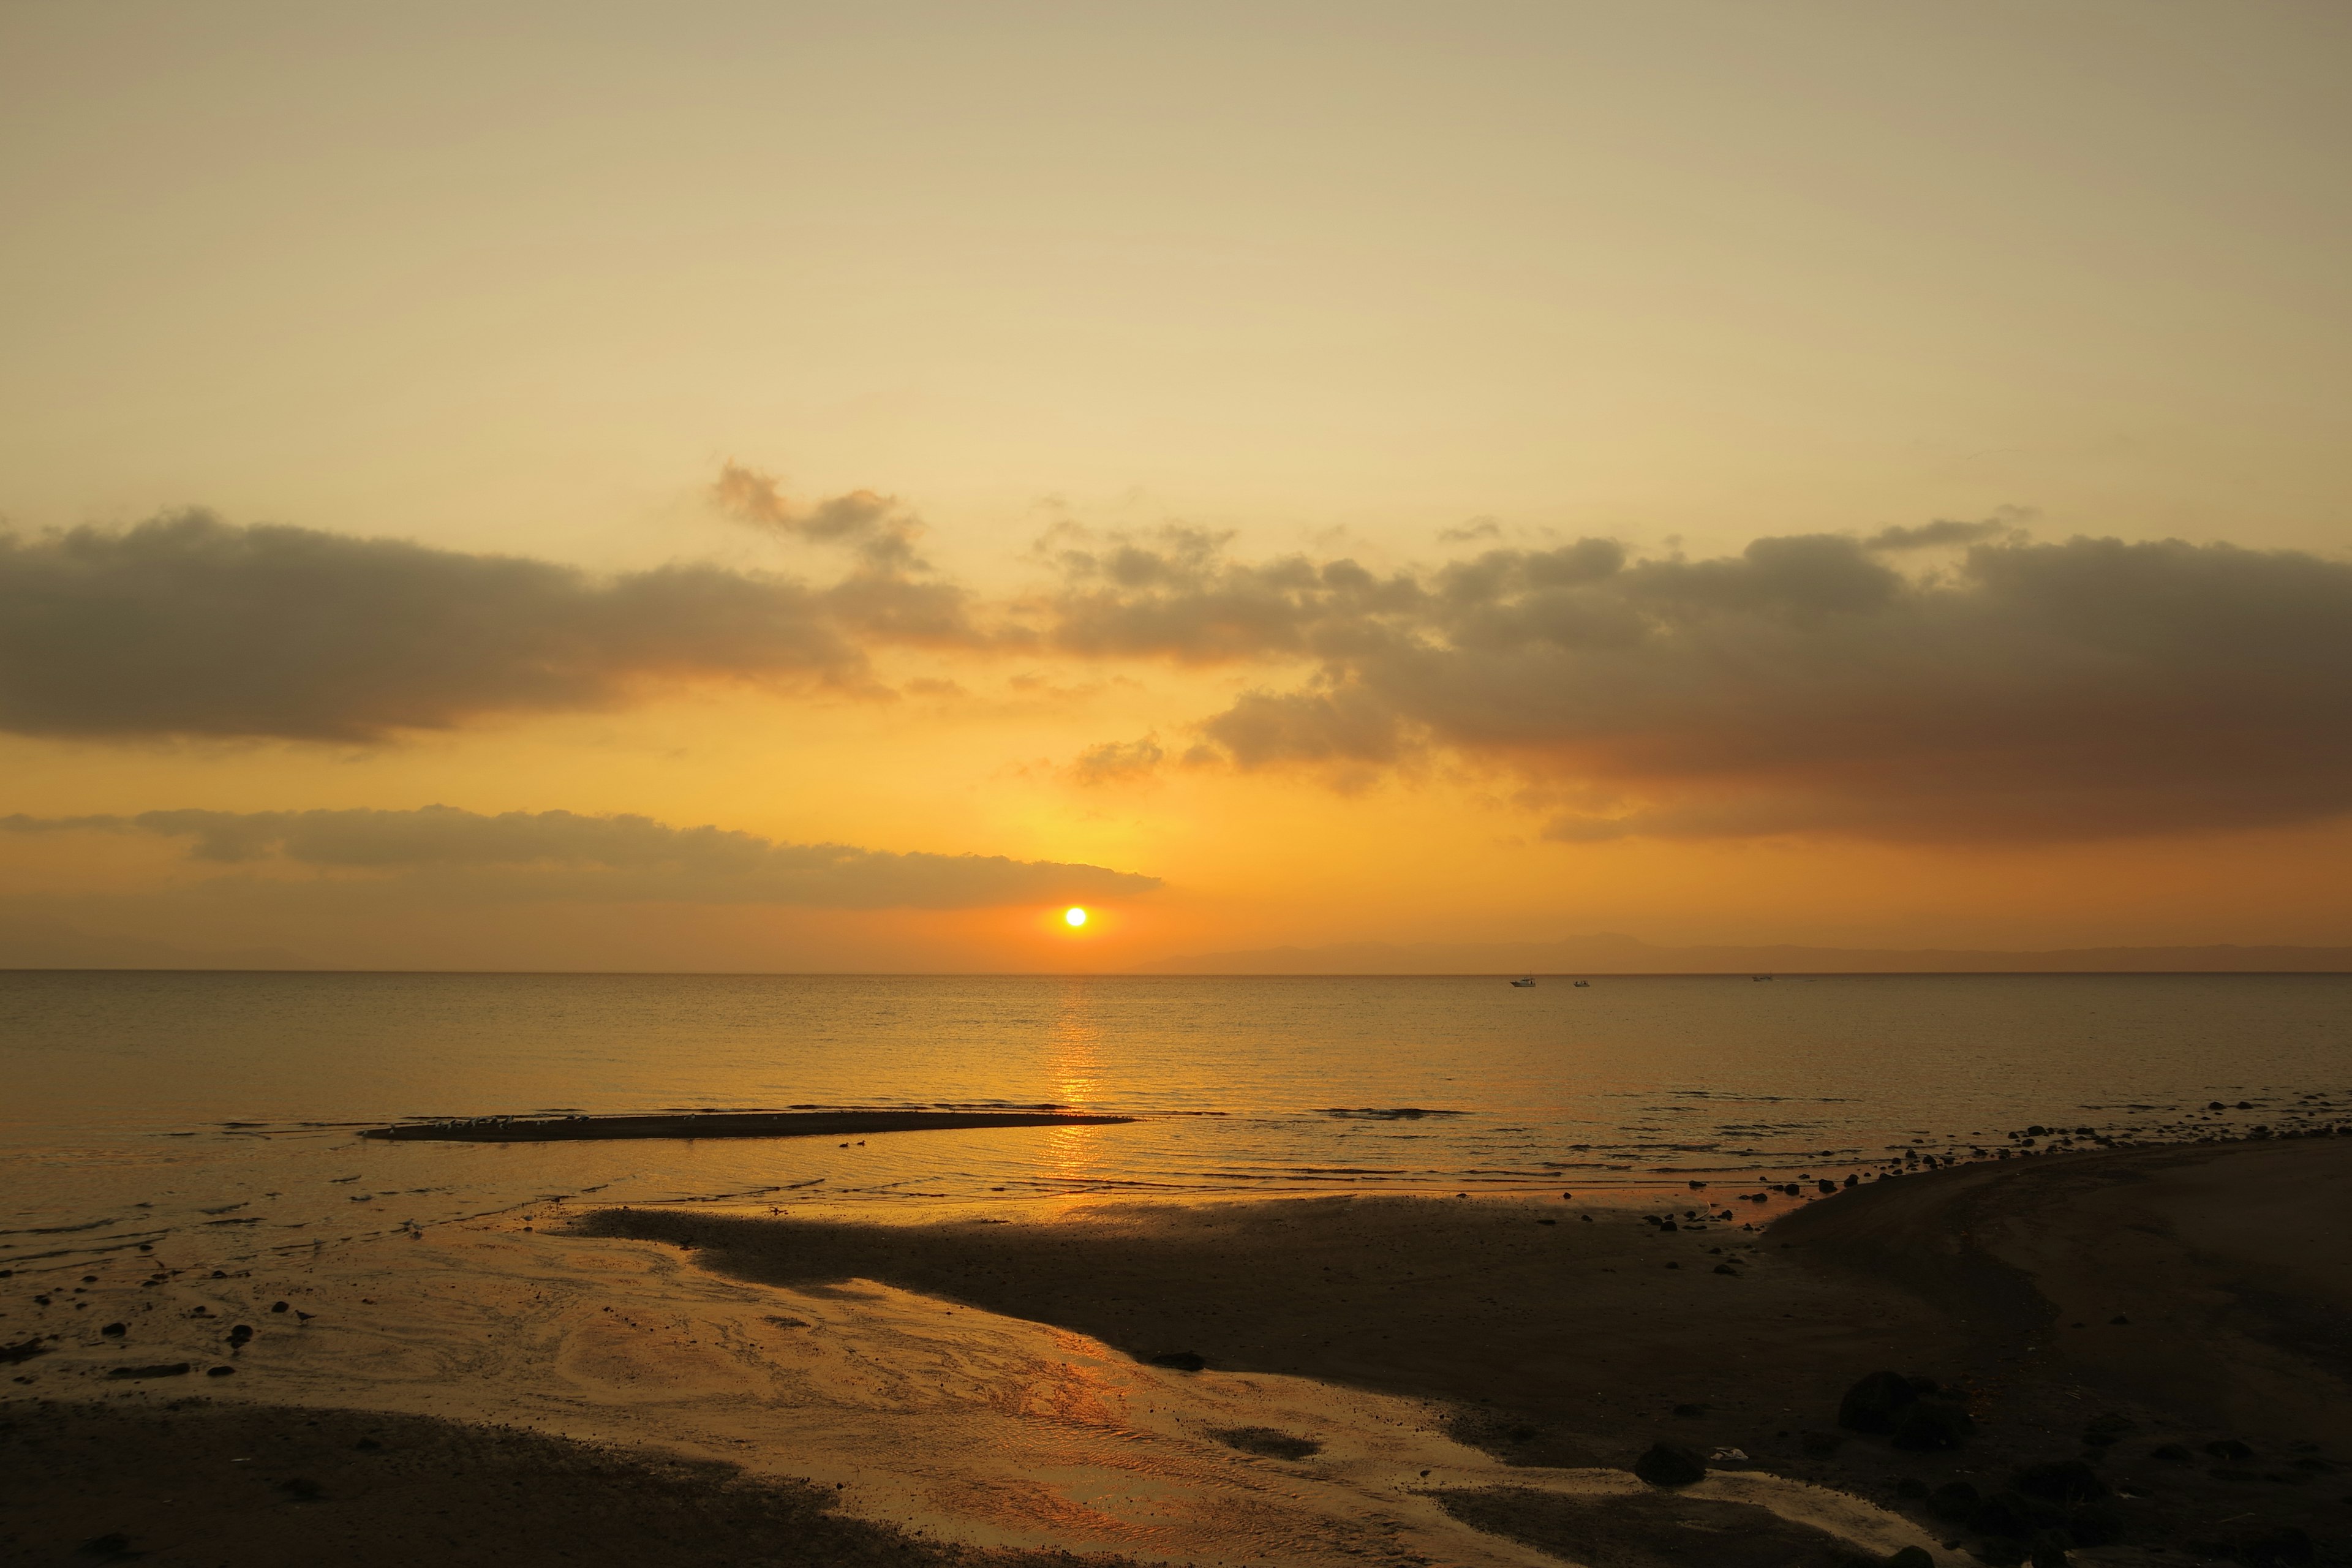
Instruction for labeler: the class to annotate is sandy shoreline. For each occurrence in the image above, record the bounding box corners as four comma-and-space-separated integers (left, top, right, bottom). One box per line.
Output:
6, 1136, 2348, 1566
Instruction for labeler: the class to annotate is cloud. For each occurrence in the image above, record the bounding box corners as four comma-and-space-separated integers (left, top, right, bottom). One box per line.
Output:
0, 806, 1160, 909
1864, 516, 2021, 552
1040, 529, 2352, 843
1038, 522, 1428, 663
0, 510, 880, 742
712, 464, 925, 573
1065, 736, 1164, 786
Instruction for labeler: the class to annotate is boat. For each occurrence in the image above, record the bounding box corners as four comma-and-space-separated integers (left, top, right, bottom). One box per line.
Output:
1510, 976, 1536, 987
1574, 979, 1590, 987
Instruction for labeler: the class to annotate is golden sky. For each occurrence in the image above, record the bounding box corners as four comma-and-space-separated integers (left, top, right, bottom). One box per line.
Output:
2, 2, 2348, 970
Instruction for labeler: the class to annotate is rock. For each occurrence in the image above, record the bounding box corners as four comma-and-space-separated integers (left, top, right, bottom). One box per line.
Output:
1928, 1480, 1981, 1521
2196, 1524, 2315, 1567
2015, 1460, 2108, 1504
206, 1365, 235, 1377
1659, 1219, 1678, 1232
1838, 1370, 1920, 1433
225, 1324, 254, 1348
270, 1300, 289, 1313
1885, 1549, 1932, 1568
1212, 1426, 1322, 1460
1148, 1350, 1207, 1371
105, 1362, 190, 1379
1816, 1180, 1838, 1193
1632, 1441, 1706, 1487
99, 1322, 126, 1337
2028, 1532, 2070, 1567
78, 1533, 134, 1559
2066, 1501, 2123, 1547
1665, 1261, 1680, 1270
1712, 1263, 1739, 1275
2081, 1413, 2136, 1448
2108, 1314, 2130, 1325
1892, 1400, 1973, 1450
2206, 1438, 2255, 1460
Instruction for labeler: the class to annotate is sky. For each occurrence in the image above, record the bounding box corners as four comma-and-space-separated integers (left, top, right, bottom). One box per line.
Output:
2, 1, 2349, 971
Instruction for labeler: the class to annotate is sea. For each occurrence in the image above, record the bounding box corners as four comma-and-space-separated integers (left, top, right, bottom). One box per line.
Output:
4, 971, 2348, 1280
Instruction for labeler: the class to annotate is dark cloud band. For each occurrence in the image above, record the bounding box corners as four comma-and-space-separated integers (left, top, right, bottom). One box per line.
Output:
0, 806, 1159, 910
1052, 527, 2352, 842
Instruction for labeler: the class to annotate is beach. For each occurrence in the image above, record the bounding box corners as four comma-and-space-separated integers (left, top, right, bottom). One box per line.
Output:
7, 1133, 2348, 1566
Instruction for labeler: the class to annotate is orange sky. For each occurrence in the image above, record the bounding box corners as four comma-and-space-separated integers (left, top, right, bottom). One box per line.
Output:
2, 3, 2348, 970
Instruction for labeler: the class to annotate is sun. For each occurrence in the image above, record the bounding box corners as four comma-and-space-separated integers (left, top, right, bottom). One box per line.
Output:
1063, 906, 1088, 928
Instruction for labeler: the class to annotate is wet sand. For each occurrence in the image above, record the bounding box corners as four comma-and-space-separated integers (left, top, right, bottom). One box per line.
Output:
7, 1137, 2348, 1566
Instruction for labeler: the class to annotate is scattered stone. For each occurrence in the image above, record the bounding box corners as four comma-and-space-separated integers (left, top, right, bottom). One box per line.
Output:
2014, 1460, 2108, 1504
1927, 1480, 1980, 1521
225, 1324, 254, 1348
1887, 1549, 1934, 1568
1147, 1350, 1206, 1372
105, 1363, 190, 1379
1712, 1263, 1740, 1276
99, 1322, 126, 1337
1632, 1441, 1706, 1487
270, 1301, 289, 1313
2081, 1414, 2136, 1448
1891, 1401, 1973, 1450
206, 1365, 235, 1378
1837, 1370, 1918, 1433
2193, 1523, 2314, 1567
1, 1336, 50, 1365
1211, 1426, 1321, 1461
2108, 1314, 2130, 1325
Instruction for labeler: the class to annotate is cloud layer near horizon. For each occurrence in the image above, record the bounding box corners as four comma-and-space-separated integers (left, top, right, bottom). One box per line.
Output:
0, 806, 1159, 908
6, 494, 2349, 845
1052, 525, 2352, 842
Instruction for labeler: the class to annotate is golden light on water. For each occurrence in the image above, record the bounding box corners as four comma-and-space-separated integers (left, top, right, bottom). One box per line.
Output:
1063, 907, 1088, 929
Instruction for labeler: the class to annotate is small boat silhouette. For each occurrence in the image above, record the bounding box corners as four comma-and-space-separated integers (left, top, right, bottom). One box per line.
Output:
1574, 979, 1590, 987
1510, 976, 1537, 987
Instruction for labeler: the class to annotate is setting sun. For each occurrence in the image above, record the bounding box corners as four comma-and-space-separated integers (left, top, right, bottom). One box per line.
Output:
1064, 907, 1088, 929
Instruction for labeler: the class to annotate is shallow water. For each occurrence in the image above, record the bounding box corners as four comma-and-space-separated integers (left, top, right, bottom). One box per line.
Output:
3, 971, 2347, 1276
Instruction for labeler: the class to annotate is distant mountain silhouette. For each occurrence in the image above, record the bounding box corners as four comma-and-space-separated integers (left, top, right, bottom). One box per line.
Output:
1137, 934, 2352, 974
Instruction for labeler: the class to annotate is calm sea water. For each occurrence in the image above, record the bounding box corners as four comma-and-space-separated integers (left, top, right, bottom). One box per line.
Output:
4, 971, 2347, 1278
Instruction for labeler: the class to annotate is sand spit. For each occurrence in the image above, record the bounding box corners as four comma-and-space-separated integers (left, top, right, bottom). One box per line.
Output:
360, 1110, 1136, 1143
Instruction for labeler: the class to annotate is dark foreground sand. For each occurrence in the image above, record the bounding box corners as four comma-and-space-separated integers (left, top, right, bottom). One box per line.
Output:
0, 1400, 1116, 1568
9, 1137, 2348, 1566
